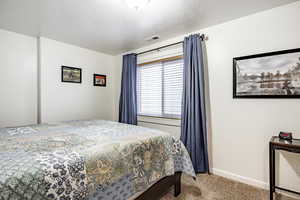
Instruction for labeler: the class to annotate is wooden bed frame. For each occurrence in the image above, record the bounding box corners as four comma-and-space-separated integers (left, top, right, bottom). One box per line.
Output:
135, 172, 182, 200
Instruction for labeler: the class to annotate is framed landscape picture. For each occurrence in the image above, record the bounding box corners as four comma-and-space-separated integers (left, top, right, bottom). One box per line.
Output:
233, 48, 300, 98
94, 74, 106, 87
61, 66, 82, 83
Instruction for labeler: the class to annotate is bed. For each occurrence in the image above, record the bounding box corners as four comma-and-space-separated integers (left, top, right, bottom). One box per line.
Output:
0, 120, 195, 200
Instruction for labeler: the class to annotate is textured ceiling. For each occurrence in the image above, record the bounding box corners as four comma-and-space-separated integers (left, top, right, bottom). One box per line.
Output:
0, 0, 297, 55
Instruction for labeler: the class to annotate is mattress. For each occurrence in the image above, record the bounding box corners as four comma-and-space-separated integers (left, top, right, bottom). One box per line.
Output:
0, 120, 195, 200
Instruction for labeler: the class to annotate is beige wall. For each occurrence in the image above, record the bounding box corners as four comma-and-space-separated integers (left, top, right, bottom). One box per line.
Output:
0, 31, 117, 126
0, 29, 37, 127
40, 37, 115, 123
113, 2, 300, 196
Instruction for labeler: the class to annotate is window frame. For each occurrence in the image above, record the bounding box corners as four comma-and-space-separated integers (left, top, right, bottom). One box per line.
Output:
137, 55, 183, 119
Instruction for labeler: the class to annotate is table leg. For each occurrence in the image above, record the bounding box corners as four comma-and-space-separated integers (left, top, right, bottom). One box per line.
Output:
269, 143, 275, 200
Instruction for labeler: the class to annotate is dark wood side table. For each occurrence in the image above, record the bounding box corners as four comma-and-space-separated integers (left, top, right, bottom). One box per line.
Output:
269, 136, 300, 200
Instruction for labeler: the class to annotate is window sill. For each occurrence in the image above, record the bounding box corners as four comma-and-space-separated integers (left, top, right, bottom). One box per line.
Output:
138, 114, 181, 120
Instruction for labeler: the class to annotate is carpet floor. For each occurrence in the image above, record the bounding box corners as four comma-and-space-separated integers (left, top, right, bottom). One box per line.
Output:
160, 174, 299, 200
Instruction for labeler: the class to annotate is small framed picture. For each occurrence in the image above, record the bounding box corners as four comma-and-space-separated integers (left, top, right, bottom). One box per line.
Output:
61, 66, 82, 83
94, 74, 106, 87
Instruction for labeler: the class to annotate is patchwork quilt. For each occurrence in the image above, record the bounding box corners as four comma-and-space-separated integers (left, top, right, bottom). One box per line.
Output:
0, 120, 195, 200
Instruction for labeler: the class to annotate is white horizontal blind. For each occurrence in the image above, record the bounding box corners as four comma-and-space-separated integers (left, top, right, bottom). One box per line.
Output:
163, 59, 183, 116
137, 58, 183, 118
137, 63, 162, 115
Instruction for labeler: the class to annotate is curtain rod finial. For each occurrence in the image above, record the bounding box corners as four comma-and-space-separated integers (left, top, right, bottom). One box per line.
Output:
200, 34, 208, 41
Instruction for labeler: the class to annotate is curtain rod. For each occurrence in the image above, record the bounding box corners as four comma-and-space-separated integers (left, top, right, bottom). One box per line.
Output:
137, 34, 206, 56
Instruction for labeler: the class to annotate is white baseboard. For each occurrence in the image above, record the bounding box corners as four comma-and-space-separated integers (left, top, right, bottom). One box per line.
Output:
211, 168, 268, 189
211, 168, 300, 199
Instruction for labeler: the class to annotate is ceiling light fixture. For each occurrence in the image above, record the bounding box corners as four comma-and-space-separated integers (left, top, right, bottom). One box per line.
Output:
126, 0, 151, 10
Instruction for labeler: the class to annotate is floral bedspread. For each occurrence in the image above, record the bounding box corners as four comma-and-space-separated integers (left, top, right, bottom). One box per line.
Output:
0, 120, 195, 200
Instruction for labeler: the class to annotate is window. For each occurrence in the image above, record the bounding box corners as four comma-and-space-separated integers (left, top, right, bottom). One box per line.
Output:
137, 58, 183, 118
